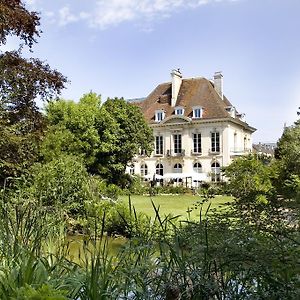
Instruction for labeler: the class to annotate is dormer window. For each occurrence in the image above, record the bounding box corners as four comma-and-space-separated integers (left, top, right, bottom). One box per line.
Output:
226, 106, 236, 118
175, 106, 184, 116
192, 106, 203, 119
155, 110, 165, 122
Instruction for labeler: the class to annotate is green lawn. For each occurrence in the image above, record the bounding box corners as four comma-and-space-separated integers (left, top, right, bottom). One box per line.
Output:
120, 194, 233, 220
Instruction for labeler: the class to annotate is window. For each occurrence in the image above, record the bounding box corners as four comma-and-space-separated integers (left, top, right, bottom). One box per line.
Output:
211, 162, 220, 182
193, 107, 203, 118
244, 137, 247, 150
140, 148, 147, 156
129, 165, 135, 175
155, 110, 165, 122
156, 163, 164, 176
193, 133, 202, 153
211, 132, 220, 152
155, 135, 163, 155
174, 163, 182, 173
175, 106, 184, 115
173, 134, 182, 154
193, 162, 202, 173
140, 164, 148, 176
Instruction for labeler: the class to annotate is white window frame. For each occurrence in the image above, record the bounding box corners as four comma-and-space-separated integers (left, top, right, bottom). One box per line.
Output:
155, 110, 165, 122
211, 162, 221, 182
155, 135, 163, 155
211, 131, 220, 153
156, 163, 164, 176
173, 134, 182, 154
175, 106, 184, 116
192, 106, 203, 119
193, 133, 202, 153
193, 162, 202, 173
140, 163, 148, 176
174, 163, 182, 173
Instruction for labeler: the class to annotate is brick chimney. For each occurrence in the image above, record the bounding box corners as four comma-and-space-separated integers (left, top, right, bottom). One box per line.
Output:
171, 69, 182, 107
213, 71, 223, 100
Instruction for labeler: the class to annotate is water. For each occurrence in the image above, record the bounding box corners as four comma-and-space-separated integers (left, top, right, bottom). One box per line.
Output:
66, 235, 127, 262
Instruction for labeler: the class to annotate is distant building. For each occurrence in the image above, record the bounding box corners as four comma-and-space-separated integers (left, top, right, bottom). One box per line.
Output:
252, 142, 276, 157
127, 70, 256, 185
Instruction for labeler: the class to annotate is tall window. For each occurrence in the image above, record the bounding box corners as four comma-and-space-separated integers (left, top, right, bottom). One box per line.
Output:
174, 163, 182, 173
193, 162, 202, 173
211, 132, 220, 152
156, 163, 164, 176
174, 134, 182, 154
211, 162, 220, 182
129, 165, 135, 175
193, 133, 202, 153
155, 135, 163, 155
244, 137, 247, 150
140, 164, 148, 176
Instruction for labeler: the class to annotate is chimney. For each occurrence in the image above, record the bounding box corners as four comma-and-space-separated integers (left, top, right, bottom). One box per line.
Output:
171, 69, 182, 107
213, 71, 223, 100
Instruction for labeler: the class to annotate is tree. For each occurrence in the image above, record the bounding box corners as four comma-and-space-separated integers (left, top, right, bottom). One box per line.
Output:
96, 97, 153, 184
0, 1, 67, 184
0, 0, 40, 48
223, 155, 274, 201
42, 93, 101, 166
43, 95, 153, 186
275, 119, 300, 199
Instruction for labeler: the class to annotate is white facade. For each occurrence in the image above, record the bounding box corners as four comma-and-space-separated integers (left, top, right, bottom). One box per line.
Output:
127, 71, 255, 184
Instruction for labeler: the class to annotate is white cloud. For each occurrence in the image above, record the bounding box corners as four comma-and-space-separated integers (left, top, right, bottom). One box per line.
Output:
42, 0, 240, 29
87, 0, 238, 29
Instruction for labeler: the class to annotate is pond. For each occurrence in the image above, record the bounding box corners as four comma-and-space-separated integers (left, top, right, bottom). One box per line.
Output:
66, 235, 127, 262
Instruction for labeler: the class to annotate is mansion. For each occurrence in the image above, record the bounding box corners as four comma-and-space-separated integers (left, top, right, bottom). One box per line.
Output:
127, 70, 256, 185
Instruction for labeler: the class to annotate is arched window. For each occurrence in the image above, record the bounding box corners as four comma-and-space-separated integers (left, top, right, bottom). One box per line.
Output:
193, 162, 202, 173
140, 163, 148, 176
211, 162, 220, 182
174, 163, 182, 173
156, 163, 164, 176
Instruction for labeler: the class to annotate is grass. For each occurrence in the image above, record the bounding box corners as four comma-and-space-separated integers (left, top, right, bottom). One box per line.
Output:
120, 194, 233, 220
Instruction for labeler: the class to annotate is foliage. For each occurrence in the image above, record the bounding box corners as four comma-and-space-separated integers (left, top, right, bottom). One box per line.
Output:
0, 0, 40, 48
275, 119, 300, 199
96, 97, 153, 184
14, 284, 68, 300
28, 155, 90, 217
0, 1, 67, 185
223, 155, 274, 204
42, 93, 100, 166
43, 95, 153, 186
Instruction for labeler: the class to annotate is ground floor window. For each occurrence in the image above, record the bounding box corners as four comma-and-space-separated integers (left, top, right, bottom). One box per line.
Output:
174, 163, 182, 173
211, 161, 220, 182
156, 163, 164, 176
193, 162, 202, 173
141, 163, 148, 176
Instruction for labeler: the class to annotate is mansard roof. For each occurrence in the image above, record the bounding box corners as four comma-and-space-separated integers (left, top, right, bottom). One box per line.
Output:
134, 77, 232, 122
132, 76, 256, 132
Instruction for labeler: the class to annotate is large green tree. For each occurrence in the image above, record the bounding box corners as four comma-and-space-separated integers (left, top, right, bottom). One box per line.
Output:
43, 94, 153, 185
275, 119, 300, 199
0, 0, 67, 184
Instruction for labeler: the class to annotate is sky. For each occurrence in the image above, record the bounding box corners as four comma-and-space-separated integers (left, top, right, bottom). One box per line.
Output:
3, 0, 300, 142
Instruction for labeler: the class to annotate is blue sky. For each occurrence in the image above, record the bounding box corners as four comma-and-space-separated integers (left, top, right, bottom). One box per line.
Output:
4, 0, 300, 142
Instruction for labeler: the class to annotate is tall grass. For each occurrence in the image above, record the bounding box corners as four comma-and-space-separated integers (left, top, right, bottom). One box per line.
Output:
0, 189, 298, 299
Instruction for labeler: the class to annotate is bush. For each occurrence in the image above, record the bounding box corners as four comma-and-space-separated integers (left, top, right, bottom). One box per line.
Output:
28, 154, 89, 217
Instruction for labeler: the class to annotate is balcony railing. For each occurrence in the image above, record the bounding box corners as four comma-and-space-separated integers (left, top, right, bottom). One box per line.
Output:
166, 149, 185, 157
208, 148, 221, 154
191, 150, 202, 155
230, 148, 251, 155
